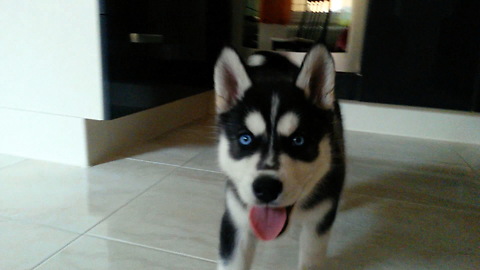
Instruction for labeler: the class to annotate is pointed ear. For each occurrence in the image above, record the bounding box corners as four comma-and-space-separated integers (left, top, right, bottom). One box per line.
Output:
295, 44, 336, 110
214, 47, 252, 113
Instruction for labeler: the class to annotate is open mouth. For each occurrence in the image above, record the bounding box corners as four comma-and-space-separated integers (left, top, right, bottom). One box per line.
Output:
249, 204, 294, 241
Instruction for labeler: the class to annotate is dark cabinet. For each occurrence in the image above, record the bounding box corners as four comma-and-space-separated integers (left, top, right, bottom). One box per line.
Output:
101, 0, 230, 118
100, 0, 480, 117
360, 0, 480, 112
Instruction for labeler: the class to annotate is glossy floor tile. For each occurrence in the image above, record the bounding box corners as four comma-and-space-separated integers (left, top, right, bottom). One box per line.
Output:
250, 192, 480, 270
333, 193, 479, 257
0, 159, 175, 232
88, 168, 226, 261
123, 120, 217, 167
36, 236, 216, 270
183, 148, 221, 172
0, 217, 78, 270
1, 117, 479, 269
345, 131, 467, 166
345, 158, 480, 212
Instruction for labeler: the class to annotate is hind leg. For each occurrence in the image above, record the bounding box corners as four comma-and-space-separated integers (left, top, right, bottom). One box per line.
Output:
298, 201, 337, 270
218, 190, 257, 270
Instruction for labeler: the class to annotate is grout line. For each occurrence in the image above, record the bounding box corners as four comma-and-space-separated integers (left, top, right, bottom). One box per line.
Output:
180, 148, 207, 167
2, 215, 86, 270
176, 147, 223, 175
450, 148, 477, 173
87, 234, 217, 264
32, 166, 182, 269
181, 166, 223, 174
126, 157, 224, 175
126, 158, 183, 168
30, 234, 84, 269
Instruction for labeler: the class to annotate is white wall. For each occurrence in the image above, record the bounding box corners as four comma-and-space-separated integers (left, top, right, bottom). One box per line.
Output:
0, 92, 212, 167
0, 1, 105, 120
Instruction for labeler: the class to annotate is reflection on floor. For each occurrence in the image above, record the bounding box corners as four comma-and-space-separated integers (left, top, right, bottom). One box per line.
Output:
0, 117, 479, 269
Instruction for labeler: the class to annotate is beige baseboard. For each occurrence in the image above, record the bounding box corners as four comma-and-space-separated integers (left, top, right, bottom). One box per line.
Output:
85, 91, 214, 165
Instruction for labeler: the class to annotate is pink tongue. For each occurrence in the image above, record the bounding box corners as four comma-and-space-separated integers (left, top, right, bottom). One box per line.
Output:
249, 206, 287, 241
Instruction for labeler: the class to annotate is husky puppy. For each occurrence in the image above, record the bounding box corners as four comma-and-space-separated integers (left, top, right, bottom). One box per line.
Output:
214, 44, 345, 270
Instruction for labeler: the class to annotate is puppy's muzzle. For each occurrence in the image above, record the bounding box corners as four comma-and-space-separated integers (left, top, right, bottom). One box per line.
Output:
252, 176, 283, 203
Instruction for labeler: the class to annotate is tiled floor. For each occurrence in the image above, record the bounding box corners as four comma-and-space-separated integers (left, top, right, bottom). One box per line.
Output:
1, 117, 479, 270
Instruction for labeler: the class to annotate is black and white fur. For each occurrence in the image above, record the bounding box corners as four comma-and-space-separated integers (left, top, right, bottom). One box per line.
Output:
214, 44, 345, 270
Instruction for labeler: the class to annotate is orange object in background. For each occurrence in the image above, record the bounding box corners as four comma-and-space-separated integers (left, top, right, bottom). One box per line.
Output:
260, 0, 292, 25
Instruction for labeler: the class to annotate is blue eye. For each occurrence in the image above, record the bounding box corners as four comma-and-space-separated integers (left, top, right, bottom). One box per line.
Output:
239, 134, 253, 146
292, 136, 305, 146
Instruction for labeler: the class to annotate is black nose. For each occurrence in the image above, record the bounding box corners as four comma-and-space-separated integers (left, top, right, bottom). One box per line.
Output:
252, 176, 283, 203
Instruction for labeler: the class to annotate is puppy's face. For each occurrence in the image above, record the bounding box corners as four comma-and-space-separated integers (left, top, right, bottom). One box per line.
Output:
215, 46, 336, 208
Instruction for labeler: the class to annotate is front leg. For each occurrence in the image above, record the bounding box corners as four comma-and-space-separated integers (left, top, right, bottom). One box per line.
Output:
218, 210, 256, 270
298, 201, 338, 270
298, 225, 330, 270
218, 187, 257, 270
